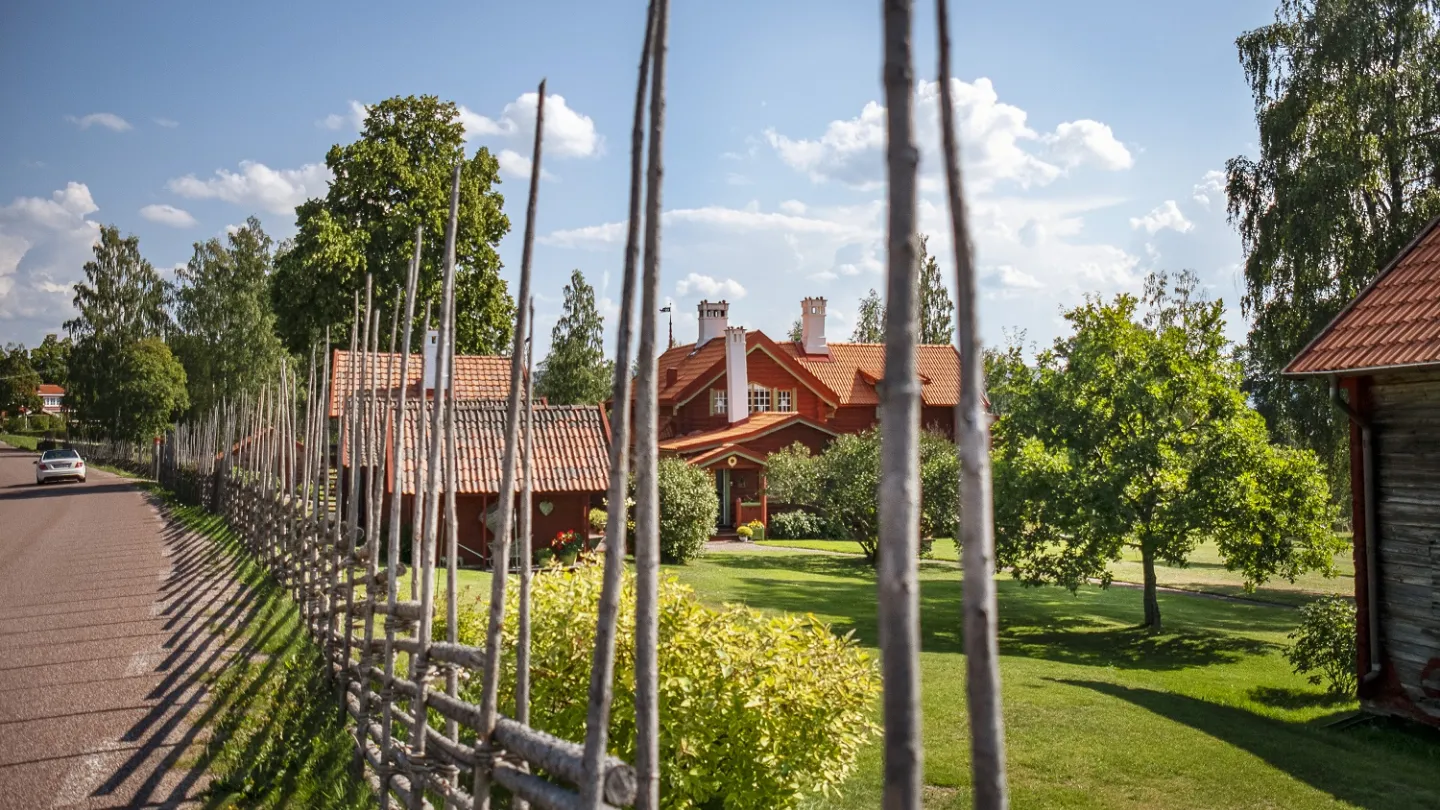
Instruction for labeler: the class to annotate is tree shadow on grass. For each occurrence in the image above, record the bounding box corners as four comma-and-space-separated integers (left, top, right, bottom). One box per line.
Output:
1056, 679, 1440, 810
1247, 685, 1354, 711
690, 553, 1284, 671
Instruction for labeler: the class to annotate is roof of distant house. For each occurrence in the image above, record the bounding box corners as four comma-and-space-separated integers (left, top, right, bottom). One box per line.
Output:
1286, 214, 1440, 375
38, 384, 64, 396
389, 400, 610, 495
329, 349, 521, 417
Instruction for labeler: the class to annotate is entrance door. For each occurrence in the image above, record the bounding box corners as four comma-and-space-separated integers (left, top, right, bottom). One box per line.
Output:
715, 469, 731, 529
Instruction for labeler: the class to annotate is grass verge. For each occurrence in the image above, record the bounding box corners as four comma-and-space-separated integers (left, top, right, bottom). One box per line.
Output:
155, 490, 371, 809
0, 432, 38, 450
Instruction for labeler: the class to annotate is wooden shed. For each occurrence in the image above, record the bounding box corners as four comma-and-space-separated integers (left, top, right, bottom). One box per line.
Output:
1285, 215, 1440, 727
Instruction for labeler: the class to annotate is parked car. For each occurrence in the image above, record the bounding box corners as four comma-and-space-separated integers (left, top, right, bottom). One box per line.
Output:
35, 448, 86, 485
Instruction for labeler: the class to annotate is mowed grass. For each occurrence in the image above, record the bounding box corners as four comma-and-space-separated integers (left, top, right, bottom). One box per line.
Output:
0, 432, 39, 450
755, 538, 1354, 607
665, 551, 1440, 810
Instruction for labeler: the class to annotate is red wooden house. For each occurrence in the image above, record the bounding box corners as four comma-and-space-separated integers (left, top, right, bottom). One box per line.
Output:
1285, 216, 1440, 727
637, 298, 961, 531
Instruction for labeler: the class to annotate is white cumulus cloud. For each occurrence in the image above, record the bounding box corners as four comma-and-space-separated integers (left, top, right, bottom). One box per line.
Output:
167, 160, 332, 216
139, 204, 196, 228
65, 112, 132, 132
320, 100, 369, 131
460, 92, 602, 159
0, 182, 103, 343
675, 272, 747, 300
1192, 169, 1226, 207
1129, 200, 1194, 235
763, 78, 1131, 192
496, 148, 557, 181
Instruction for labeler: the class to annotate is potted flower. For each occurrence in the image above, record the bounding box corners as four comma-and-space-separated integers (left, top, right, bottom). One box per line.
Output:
551, 529, 584, 566
736, 525, 753, 541
745, 519, 766, 541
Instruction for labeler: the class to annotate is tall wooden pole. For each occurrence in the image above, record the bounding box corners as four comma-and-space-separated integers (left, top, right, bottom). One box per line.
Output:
936, 0, 1009, 805
582, 4, 657, 808
474, 79, 544, 810
879, 1, 923, 808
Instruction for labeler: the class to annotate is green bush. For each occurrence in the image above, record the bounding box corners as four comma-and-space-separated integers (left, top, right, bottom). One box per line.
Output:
655, 457, 717, 563
767, 510, 824, 540
445, 564, 881, 809
589, 508, 608, 533
1285, 596, 1357, 696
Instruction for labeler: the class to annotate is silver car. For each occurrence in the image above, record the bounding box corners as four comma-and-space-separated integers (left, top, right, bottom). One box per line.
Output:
35, 448, 87, 485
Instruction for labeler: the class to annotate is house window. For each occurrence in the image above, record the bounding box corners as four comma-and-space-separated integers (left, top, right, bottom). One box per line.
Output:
748, 384, 771, 413
775, 389, 793, 412
711, 388, 727, 415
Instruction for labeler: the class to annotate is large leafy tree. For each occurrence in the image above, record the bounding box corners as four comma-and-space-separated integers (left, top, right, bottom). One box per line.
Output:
917, 234, 954, 344
535, 269, 612, 405
172, 216, 286, 416
851, 289, 885, 342
1227, 0, 1440, 500
272, 94, 514, 355
111, 338, 189, 442
0, 344, 42, 417
65, 226, 170, 434
992, 272, 1342, 630
29, 334, 71, 387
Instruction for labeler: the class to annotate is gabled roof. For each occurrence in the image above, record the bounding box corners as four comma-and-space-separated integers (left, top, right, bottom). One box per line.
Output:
1286, 215, 1440, 376
37, 384, 64, 396
658, 412, 837, 454
647, 331, 963, 408
329, 349, 520, 417
686, 444, 772, 468
391, 400, 610, 495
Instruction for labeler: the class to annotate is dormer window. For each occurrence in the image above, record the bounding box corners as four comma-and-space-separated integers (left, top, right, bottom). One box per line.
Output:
775, 389, 793, 412
748, 384, 771, 413
711, 388, 727, 415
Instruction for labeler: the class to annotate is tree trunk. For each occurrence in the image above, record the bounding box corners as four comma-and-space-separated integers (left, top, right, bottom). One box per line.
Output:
1141, 545, 1161, 631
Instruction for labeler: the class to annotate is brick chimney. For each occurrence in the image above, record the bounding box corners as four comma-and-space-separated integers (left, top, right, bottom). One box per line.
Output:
697, 300, 729, 346
801, 297, 829, 356
725, 326, 748, 424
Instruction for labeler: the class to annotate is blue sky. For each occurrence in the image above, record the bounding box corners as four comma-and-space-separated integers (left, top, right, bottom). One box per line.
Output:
0, 0, 1276, 357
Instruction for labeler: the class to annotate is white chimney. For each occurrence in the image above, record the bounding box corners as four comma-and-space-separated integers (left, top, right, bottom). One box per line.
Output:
697, 300, 729, 346
422, 329, 440, 390
801, 296, 829, 356
725, 326, 748, 424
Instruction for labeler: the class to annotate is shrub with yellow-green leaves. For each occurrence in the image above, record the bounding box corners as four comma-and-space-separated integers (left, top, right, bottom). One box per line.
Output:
443, 563, 880, 809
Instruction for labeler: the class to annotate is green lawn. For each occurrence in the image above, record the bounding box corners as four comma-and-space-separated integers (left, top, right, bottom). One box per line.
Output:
0, 433, 38, 450
756, 538, 1354, 607
664, 551, 1438, 809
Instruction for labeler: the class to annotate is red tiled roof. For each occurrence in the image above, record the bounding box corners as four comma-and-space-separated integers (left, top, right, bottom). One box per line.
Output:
646, 332, 963, 408
391, 400, 609, 495
658, 412, 836, 454
1286, 216, 1440, 375
37, 384, 64, 396
329, 349, 519, 417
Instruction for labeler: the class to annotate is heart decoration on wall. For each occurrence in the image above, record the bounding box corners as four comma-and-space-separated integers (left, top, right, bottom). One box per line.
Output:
538, 500, 554, 516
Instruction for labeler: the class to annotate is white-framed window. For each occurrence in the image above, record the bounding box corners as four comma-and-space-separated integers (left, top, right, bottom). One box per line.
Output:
711, 388, 727, 415
748, 384, 771, 413
775, 389, 793, 412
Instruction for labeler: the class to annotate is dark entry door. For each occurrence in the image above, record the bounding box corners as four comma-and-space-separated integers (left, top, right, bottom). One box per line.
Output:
715, 469, 731, 528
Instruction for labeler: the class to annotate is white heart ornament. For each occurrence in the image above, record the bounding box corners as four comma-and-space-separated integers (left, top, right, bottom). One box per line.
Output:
538, 501, 554, 516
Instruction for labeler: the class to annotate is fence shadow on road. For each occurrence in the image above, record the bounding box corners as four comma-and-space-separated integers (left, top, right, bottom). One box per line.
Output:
81, 491, 366, 809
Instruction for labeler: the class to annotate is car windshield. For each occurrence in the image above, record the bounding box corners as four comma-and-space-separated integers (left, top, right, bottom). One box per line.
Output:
41, 449, 80, 461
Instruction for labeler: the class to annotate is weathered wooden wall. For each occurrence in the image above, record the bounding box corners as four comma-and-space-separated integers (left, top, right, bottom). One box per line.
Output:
1368, 369, 1440, 726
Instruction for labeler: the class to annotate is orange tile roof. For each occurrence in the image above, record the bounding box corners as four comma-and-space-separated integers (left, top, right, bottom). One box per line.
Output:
1286, 216, 1440, 375
647, 333, 962, 408
329, 349, 519, 417
392, 400, 609, 495
658, 412, 835, 453
37, 384, 64, 396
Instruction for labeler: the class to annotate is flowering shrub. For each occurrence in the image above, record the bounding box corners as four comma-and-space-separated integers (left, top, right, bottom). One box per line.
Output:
442, 565, 881, 809
549, 529, 584, 557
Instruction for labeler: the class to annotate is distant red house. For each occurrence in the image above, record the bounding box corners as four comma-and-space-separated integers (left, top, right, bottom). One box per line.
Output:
1284, 215, 1440, 728
631, 298, 962, 531
38, 384, 66, 415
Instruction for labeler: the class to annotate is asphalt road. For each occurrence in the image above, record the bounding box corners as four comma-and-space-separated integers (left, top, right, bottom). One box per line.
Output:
0, 444, 229, 809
